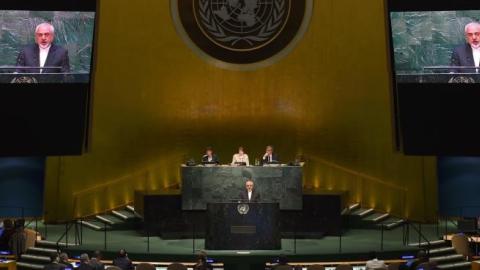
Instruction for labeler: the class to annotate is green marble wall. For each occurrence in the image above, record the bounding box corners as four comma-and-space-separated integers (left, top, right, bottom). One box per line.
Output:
0, 11, 95, 73
391, 11, 480, 71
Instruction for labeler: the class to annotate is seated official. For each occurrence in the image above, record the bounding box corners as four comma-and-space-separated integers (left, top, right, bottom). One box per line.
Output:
238, 179, 261, 202
261, 145, 279, 165
450, 22, 480, 73
201, 146, 219, 164
231, 146, 249, 166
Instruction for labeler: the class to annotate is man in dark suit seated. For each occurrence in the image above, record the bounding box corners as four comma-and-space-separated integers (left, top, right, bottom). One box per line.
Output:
450, 22, 480, 73
261, 145, 279, 165
201, 146, 220, 164
238, 179, 261, 202
43, 253, 66, 270
16, 22, 70, 73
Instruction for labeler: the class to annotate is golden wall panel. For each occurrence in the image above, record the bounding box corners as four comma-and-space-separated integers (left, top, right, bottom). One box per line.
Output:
44, 0, 437, 222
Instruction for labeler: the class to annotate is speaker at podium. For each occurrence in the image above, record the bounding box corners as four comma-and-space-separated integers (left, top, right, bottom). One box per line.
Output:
205, 202, 281, 250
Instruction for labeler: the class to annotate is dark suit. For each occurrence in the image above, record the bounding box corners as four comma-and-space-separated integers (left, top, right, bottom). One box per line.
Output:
450, 43, 478, 73
43, 263, 66, 270
261, 153, 279, 165
16, 44, 70, 73
77, 263, 93, 270
202, 154, 219, 164
238, 189, 261, 202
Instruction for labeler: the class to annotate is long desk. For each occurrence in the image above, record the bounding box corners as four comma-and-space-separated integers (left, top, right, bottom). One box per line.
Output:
181, 165, 303, 210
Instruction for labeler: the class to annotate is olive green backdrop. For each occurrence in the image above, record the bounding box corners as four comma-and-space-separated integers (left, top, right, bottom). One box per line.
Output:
44, 0, 437, 222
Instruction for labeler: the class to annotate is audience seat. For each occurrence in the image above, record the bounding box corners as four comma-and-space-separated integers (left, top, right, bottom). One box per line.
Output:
451, 233, 471, 258
136, 263, 156, 270
336, 264, 353, 270
167, 263, 187, 270
307, 265, 326, 270
387, 262, 401, 270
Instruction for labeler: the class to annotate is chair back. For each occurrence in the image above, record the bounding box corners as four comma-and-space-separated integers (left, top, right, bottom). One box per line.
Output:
167, 263, 187, 270
274, 265, 293, 270
336, 265, 353, 270
451, 233, 470, 258
308, 265, 326, 270
24, 229, 37, 250
136, 263, 155, 270
387, 262, 401, 270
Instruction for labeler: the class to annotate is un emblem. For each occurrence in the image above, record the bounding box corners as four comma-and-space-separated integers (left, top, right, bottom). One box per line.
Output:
10, 76, 38, 84
171, 0, 313, 70
237, 203, 250, 215
448, 76, 476, 84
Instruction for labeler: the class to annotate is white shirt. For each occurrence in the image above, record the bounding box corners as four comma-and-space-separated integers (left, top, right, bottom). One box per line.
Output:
472, 46, 480, 67
39, 45, 51, 73
366, 259, 387, 270
232, 153, 249, 166
248, 191, 252, 201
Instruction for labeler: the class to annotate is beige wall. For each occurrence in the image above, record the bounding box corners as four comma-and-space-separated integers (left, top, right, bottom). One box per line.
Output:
44, 0, 437, 222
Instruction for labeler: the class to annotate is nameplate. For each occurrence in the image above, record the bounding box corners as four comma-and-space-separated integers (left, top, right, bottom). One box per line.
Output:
230, 225, 256, 234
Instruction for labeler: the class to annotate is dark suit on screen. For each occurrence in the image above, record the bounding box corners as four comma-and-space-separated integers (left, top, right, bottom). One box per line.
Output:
16, 44, 70, 73
261, 153, 279, 165
238, 189, 261, 203
450, 43, 477, 73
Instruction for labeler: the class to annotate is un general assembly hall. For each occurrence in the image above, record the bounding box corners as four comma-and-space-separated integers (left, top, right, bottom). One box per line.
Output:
1, 0, 480, 269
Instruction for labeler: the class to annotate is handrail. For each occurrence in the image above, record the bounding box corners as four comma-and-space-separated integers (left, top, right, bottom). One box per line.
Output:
55, 221, 78, 251
408, 221, 432, 253
312, 157, 407, 192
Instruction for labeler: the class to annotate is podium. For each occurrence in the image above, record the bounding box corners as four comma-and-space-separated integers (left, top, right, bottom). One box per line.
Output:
0, 72, 89, 83
205, 202, 280, 250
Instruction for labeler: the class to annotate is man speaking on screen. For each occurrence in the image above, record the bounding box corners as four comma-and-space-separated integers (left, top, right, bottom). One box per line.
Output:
16, 22, 70, 73
450, 22, 480, 72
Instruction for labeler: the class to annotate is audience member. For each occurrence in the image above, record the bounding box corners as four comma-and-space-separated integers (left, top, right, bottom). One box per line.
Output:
273, 255, 292, 270
193, 251, 212, 270
59, 252, 74, 269
9, 219, 26, 257
366, 251, 387, 270
90, 250, 105, 270
44, 253, 66, 270
408, 250, 429, 270
78, 253, 94, 270
0, 219, 14, 251
113, 249, 133, 270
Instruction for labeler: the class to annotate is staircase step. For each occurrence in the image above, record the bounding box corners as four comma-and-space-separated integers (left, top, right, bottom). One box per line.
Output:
429, 247, 456, 255
111, 210, 137, 220
126, 205, 135, 212
364, 213, 390, 223
349, 203, 360, 211
27, 247, 58, 256
36, 240, 78, 248
351, 208, 375, 217
79, 220, 110, 231
20, 254, 51, 263
95, 214, 124, 225
408, 239, 448, 247
430, 254, 465, 263
17, 262, 45, 270
381, 217, 405, 230
437, 261, 471, 269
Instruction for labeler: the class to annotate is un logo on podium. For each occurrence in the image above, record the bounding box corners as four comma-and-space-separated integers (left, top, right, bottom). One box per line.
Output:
237, 203, 250, 215
171, 0, 313, 70
10, 76, 38, 84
